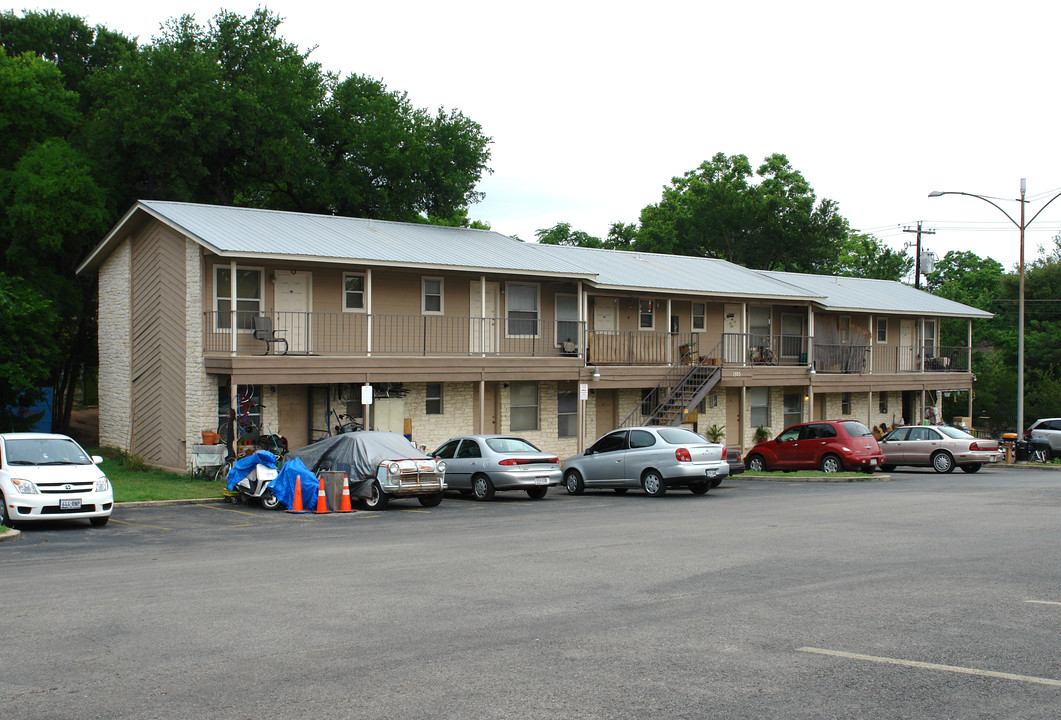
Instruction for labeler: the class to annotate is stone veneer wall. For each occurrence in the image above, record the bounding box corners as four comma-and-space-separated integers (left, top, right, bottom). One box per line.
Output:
184, 239, 219, 467
98, 238, 132, 450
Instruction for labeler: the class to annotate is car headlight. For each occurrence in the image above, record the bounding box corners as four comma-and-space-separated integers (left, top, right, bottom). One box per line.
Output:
387, 462, 401, 475
12, 478, 39, 495
95, 477, 110, 492
435, 460, 446, 473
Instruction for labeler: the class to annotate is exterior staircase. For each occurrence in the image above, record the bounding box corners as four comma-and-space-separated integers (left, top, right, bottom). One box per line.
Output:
618, 340, 723, 428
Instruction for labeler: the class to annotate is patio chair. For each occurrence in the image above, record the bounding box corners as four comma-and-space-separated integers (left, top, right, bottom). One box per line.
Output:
252, 315, 288, 355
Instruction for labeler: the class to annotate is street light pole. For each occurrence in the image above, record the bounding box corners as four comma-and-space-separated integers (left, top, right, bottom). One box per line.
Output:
929, 180, 1061, 435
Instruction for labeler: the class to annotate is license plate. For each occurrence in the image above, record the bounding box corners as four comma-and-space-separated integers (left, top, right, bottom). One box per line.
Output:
869, 459, 878, 465
534, 477, 549, 485
60, 498, 82, 510
705, 469, 717, 478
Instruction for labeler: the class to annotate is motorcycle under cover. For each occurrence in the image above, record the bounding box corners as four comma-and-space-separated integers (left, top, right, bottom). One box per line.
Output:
226, 450, 278, 491
285, 431, 426, 498
267, 457, 321, 510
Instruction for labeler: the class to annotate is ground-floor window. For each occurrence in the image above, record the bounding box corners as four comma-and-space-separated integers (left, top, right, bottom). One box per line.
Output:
510, 381, 538, 431
749, 387, 769, 429
878, 391, 888, 414
426, 383, 443, 415
783, 392, 802, 429
558, 384, 577, 438
841, 392, 851, 415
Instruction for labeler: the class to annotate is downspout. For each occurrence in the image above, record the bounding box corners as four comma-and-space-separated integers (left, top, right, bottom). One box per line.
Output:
366, 268, 373, 356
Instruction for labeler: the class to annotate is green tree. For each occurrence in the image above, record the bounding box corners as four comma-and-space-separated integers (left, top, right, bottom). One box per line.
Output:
0, 273, 58, 428
834, 233, 912, 280
536, 222, 604, 247
632, 153, 853, 272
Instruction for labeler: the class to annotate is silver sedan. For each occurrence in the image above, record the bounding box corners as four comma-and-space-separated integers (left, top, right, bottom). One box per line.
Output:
878, 425, 1002, 473
430, 435, 562, 500
560, 426, 728, 497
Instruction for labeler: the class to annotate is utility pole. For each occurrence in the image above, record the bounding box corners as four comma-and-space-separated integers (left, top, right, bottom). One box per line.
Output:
903, 221, 936, 288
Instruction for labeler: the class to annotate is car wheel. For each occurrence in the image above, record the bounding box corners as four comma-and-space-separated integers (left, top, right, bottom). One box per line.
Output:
361, 482, 390, 510
472, 474, 495, 500
261, 490, 281, 510
0, 490, 13, 528
525, 486, 548, 500
418, 492, 443, 507
564, 470, 585, 495
820, 454, 843, 473
880, 464, 896, 472
90, 516, 109, 527
960, 464, 982, 473
747, 454, 767, 473
642, 469, 666, 497
931, 451, 955, 474
689, 482, 709, 495
613, 488, 628, 495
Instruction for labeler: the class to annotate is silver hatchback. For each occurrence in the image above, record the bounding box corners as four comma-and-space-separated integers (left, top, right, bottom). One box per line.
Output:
430, 435, 561, 500
560, 426, 728, 497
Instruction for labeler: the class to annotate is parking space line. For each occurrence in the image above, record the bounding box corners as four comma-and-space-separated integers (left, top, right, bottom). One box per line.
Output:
109, 518, 172, 530
1026, 600, 1061, 606
400, 509, 431, 513
196, 503, 261, 517
798, 647, 1061, 687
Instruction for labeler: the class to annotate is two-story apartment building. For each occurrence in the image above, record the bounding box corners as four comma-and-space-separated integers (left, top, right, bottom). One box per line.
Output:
77, 201, 991, 471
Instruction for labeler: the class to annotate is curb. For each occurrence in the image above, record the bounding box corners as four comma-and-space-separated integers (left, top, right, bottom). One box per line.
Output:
0, 527, 20, 543
736, 474, 892, 483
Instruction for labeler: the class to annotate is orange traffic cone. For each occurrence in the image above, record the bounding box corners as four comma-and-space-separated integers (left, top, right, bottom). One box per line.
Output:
286, 474, 310, 513
314, 475, 331, 514
338, 474, 354, 513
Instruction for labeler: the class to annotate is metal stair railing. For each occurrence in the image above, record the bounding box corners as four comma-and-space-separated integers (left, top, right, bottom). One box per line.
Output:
617, 340, 724, 428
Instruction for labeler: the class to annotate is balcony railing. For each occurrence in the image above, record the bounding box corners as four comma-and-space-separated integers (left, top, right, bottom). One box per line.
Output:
203, 311, 587, 358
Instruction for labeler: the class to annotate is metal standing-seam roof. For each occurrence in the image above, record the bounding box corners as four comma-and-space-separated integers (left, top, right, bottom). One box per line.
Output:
527, 243, 823, 300
757, 270, 992, 318
78, 200, 593, 278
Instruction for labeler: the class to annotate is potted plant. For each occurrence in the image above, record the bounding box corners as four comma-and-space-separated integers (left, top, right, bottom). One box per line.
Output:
754, 425, 771, 443
704, 423, 725, 443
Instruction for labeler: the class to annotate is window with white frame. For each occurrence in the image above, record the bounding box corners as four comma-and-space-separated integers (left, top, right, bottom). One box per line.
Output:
879, 391, 888, 414
555, 294, 579, 346
639, 300, 654, 330
923, 320, 936, 356
749, 387, 769, 429
783, 392, 803, 428
422, 277, 443, 314
343, 273, 365, 312
510, 381, 538, 431
426, 383, 443, 415
692, 302, 706, 332
215, 266, 262, 330
507, 284, 539, 336
876, 317, 888, 343
839, 315, 851, 343
558, 384, 577, 438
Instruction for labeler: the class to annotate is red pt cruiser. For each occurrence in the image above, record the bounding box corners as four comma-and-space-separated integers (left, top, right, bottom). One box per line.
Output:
745, 420, 885, 473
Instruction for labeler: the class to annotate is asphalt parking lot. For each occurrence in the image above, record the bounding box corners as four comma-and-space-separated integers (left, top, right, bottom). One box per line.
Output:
3, 465, 1059, 719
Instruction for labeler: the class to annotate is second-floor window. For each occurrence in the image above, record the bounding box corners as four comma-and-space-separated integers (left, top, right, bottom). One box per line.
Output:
923, 320, 936, 356
507, 283, 539, 336
876, 317, 888, 343
639, 300, 654, 330
343, 273, 365, 312
422, 277, 443, 314
692, 303, 706, 332
556, 294, 579, 346
215, 267, 262, 331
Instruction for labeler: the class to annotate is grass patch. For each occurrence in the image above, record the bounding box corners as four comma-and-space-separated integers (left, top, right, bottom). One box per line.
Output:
96, 448, 227, 503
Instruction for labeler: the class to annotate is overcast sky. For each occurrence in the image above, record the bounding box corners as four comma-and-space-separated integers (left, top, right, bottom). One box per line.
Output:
33, 0, 1061, 275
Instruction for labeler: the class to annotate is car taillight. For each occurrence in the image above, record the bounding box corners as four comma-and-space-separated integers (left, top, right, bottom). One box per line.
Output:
969, 442, 979, 451
675, 448, 692, 462
498, 458, 518, 466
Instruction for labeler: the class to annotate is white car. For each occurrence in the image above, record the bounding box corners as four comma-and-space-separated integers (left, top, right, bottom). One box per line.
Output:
0, 433, 114, 527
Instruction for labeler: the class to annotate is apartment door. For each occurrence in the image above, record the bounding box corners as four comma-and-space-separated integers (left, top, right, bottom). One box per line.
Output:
595, 389, 617, 435
726, 389, 741, 449
474, 382, 498, 434
781, 313, 805, 361
900, 320, 914, 371
723, 303, 743, 362
591, 299, 618, 363
274, 271, 311, 353
470, 281, 499, 353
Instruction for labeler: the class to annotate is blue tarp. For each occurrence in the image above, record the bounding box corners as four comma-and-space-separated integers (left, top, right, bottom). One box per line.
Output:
226, 450, 278, 491
267, 457, 321, 511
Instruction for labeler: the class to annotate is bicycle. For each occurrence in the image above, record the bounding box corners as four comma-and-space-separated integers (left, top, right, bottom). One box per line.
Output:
751, 343, 777, 365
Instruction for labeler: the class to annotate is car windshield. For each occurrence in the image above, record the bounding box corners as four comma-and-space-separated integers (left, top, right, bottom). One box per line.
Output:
840, 421, 874, 438
5, 437, 92, 465
938, 426, 975, 440
655, 427, 708, 445
485, 437, 540, 453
